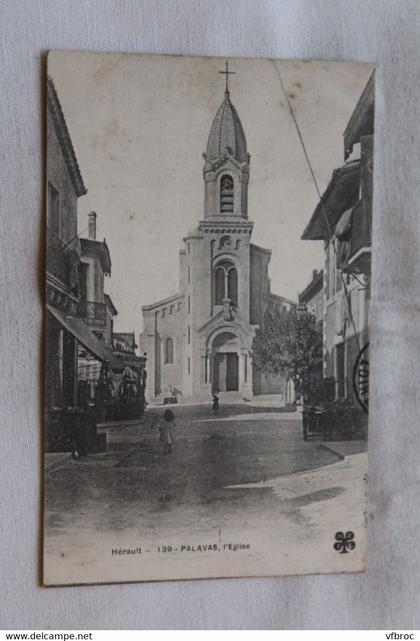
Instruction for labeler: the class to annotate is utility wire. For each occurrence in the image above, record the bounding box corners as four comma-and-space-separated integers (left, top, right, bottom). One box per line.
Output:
272, 62, 361, 354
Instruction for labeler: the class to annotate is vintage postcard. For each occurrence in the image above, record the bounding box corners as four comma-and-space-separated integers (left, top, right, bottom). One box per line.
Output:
44, 51, 374, 585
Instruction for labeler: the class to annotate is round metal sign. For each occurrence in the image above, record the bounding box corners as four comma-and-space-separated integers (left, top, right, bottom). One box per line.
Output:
353, 342, 369, 413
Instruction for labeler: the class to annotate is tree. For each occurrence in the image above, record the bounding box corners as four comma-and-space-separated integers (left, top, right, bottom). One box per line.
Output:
252, 305, 323, 404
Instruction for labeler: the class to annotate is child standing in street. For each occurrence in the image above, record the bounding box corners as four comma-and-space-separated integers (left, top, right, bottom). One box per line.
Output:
158, 409, 176, 454
212, 394, 219, 415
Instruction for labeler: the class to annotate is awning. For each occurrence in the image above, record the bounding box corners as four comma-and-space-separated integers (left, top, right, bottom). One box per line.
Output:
301, 161, 360, 241
47, 304, 123, 369
335, 208, 353, 239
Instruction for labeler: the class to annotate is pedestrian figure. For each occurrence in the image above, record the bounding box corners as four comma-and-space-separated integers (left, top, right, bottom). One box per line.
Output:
159, 408, 176, 454
212, 394, 219, 415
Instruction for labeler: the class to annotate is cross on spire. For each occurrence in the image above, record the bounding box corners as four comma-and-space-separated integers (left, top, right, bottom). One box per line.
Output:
218, 60, 235, 95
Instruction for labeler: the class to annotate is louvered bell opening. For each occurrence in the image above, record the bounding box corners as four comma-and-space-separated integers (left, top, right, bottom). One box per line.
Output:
221, 192, 234, 212
220, 175, 234, 213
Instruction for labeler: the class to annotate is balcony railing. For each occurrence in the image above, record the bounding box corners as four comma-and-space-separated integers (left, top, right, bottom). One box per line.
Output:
47, 235, 71, 286
78, 300, 107, 326
349, 200, 371, 259
338, 201, 372, 274
47, 234, 80, 294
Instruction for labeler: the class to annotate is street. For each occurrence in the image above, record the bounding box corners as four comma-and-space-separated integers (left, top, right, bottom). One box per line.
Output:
44, 403, 367, 584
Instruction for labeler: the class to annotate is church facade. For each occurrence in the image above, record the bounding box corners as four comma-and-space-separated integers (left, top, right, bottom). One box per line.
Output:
140, 75, 292, 403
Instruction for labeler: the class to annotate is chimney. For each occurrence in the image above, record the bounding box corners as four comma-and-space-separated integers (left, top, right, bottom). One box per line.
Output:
312, 269, 318, 280
88, 211, 97, 240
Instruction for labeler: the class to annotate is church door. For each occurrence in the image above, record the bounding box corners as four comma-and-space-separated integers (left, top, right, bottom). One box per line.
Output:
225, 353, 239, 391
213, 353, 225, 392
213, 352, 239, 392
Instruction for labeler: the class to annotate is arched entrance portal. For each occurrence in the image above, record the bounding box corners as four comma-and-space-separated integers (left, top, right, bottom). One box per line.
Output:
211, 332, 240, 393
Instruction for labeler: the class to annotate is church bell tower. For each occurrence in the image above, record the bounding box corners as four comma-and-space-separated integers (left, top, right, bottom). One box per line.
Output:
195, 61, 254, 324
178, 61, 256, 400
141, 61, 282, 403
202, 62, 251, 220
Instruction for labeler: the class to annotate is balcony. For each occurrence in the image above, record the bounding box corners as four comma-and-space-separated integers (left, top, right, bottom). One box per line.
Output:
340, 201, 372, 274
351, 201, 371, 255
78, 300, 107, 327
47, 235, 71, 287
47, 234, 80, 296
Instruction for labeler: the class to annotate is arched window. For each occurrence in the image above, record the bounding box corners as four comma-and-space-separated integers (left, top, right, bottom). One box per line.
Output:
164, 337, 174, 364
215, 267, 225, 305
228, 266, 238, 304
214, 261, 238, 305
220, 175, 234, 213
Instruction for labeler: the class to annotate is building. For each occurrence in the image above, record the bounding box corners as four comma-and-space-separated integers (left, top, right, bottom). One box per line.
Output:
77, 212, 118, 397
112, 332, 146, 404
140, 72, 292, 403
76, 215, 146, 409
46, 77, 146, 450
112, 331, 145, 375
298, 269, 324, 323
46, 76, 88, 411
301, 72, 374, 402
78, 211, 114, 344
45, 77, 120, 453
113, 332, 138, 354
104, 295, 118, 344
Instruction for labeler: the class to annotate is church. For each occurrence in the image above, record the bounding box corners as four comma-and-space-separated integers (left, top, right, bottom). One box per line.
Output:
140, 65, 293, 403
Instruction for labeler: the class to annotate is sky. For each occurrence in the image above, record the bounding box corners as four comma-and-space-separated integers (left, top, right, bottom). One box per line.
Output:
49, 51, 373, 338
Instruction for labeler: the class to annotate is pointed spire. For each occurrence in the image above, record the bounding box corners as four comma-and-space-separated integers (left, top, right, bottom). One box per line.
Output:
206, 60, 247, 163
